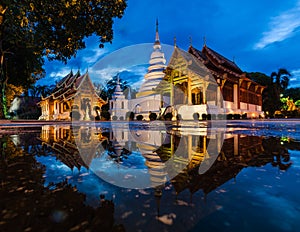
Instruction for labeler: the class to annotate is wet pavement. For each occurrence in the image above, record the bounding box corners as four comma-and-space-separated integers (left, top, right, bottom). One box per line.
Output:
0, 120, 300, 232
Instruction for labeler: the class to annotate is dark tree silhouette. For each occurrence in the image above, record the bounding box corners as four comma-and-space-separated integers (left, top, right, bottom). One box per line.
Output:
0, 0, 127, 118
271, 68, 291, 112
248, 69, 291, 117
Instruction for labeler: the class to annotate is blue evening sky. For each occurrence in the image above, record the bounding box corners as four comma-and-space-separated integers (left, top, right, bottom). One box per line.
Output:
38, 0, 300, 88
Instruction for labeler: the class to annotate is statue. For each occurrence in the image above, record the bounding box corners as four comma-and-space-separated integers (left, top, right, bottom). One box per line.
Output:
286, 97, 297, 111
81, 98, 91, 120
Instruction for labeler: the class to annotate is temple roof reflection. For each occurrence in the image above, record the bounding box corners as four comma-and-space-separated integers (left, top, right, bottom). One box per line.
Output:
171, 134, 291, 195
36, 125, 293, 196
38, 125, 107, 170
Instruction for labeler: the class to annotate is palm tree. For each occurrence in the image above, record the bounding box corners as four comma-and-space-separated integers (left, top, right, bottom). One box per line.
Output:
28, 84, 55, 98
29, 85, 40, 98
271, 68, 290, 94
270, 68, 291, 111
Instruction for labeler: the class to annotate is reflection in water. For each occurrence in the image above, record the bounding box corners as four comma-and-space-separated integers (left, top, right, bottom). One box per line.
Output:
37, 125, 108, 170
0, 130, 123, 232
37, 125, 292, 193
1, 124, 299, 232
171, 135, 292, 196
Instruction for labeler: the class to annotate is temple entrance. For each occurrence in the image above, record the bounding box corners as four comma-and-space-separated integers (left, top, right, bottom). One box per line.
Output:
191, 87, 203, 105
174, 82, 188, 105
81, 98, 92, 120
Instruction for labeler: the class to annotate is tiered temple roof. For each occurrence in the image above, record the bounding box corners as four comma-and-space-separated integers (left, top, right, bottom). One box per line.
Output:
188, 45, 265, 88
188, 45, 243, 80
41, 71, 106, 104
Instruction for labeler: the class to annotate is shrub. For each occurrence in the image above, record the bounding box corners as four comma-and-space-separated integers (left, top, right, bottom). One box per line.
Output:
112, 115, 118, 121
101, 111, 110, 121
211, 114, 216, 120
201, 113, 207, 120
242, 113, 247, 119
8, 111, 16, 119
119, 116, 124, 120
149, 112, 157, 121
136, 115, 143, 121
233, 114, 241, 120
227, 114, 234, 120
207, 114, 212, 120
164, 112, 173, 121
193, 112, 200, 120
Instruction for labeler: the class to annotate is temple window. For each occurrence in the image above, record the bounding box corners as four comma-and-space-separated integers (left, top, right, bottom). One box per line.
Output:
191, 88, 202, 105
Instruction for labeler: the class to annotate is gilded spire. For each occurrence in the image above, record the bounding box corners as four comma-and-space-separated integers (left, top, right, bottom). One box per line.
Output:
155, 18, 160, 44
174, 36, 177, 47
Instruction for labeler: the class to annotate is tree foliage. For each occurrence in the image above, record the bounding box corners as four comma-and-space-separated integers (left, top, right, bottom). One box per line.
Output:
248, 68, 292, 117
28, 84, 56, 98
271, 68, 290, 94
5, 84, 23, 108
283, 87, 300, 102
1, 0, 127, 62
0, 0, 127, 118
96, 75, 134, 101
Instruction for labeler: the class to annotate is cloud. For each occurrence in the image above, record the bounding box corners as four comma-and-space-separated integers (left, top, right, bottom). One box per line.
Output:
291, 69, 300, 76
254, 2, 300, 49
119, 65, 148, 89
35, 66, 74, 85
88, 43, 173, 88
89, 64, 148, 90
49, 67, 72, 79
89, 66, 127, 83
290, 69, 300, 87
81, 48, 107, 65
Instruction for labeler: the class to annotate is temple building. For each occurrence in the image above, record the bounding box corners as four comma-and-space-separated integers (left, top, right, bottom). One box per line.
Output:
110, 21, 265, 120
156, 46, 221, 120
109, 78, 128, 120
38, 71, 106, 120
188, 45, 265, 118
